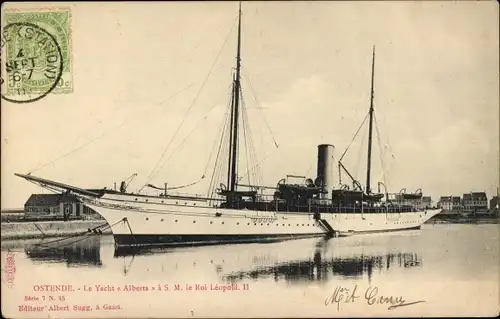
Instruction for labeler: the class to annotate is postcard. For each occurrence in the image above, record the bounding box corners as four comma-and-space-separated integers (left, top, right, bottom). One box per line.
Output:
1, 1, 499, 318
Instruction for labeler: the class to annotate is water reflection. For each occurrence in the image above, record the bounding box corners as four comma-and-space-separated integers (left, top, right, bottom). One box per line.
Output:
222, 250, 421, 284
24, 237, 103, 267
10, 233, 424, 283
112, 237, 422, 284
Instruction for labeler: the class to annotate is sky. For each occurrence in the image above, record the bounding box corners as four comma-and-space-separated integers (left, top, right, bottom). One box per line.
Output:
1, 1, 499, 209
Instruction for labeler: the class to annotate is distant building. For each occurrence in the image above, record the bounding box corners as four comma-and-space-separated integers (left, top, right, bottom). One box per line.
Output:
437, 196, 461, 211
437, 196, 449, 210
461, 194, 472, 210
437, 196, 447, 209
422, 196, 432, 208
490, 196, 499, 218
490, 196, 499, 210
462, 192, 488, 212
24, 193, 97, 220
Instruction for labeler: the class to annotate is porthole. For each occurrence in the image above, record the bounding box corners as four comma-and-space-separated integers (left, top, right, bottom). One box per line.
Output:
267, 223, 269, 226
194, 203, 196, 206
175, 220, 178, 222
193, 220, 196, 223
176, 201, 178, 204
146, 199, 148, 202
135, 198, 138, 201
237, 222, 240, 225
261, 223, 263, 226
247, 223, 250, 225
161, 200, 164, 203
184, 202, 187, 205
222, 222, 224, 225
145, 218, 149, 221
161, 219, 164, 222
276, 224, 278, 226
210, 221, 213, 224
302, 224, 304, 226
282, 224, 285, 226
288, 224, 290, 226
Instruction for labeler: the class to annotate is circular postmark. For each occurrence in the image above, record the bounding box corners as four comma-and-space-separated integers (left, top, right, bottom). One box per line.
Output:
1, 22, 63, 103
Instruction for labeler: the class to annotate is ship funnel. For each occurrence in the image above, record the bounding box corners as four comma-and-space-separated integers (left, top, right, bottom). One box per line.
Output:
316, 144, 335, 200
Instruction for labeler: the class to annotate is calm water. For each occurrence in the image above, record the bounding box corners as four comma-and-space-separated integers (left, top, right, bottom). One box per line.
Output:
1, 224, 498, 318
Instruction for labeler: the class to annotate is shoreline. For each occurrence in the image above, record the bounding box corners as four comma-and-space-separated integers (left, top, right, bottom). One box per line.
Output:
428, 214, 499, 225
426, 218, 499, 225
1, 220, 112, 240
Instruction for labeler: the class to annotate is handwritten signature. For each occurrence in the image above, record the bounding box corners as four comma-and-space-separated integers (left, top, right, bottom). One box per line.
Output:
324, 284, 425, 311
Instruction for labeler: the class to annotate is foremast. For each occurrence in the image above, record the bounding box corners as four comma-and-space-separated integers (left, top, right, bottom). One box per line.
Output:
226, 2, 243, 205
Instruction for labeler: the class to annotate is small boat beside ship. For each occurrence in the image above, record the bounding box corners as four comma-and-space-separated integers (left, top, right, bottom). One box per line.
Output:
16, 3, 441, 248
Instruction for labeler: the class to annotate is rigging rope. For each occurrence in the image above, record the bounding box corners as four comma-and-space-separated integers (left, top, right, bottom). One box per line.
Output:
29, 19, 237, 176
202, 86, 234, 184
244, 88, 262, 187
147, 87, 229, 184
237, 149, 276, 183
149, 82, 235, 194
141, 15, 239, 191
240, 86, 264, 187
381, 114, 396, 160
241, 92, 252, 187
28, 83, 196, 174
339, 112, 370, 162
247, 99, 263, 186
243, 71, 279, 148
353, 123, 368, 181
26, 179, 77, 197
207, 88, 233, 200
33, 218, 123, 250
29, 36, 211, 175
209, 127, 230, 200
209, 129, 230, 199
146, 179, 201, 191
374, 112, 389, 190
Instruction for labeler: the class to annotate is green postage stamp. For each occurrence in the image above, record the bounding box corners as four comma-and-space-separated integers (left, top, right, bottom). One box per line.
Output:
2, 8, 73, 101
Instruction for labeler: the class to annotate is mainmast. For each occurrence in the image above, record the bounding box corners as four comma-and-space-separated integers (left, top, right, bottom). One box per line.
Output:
228, 2, 243, 195
365, 45, 375, 194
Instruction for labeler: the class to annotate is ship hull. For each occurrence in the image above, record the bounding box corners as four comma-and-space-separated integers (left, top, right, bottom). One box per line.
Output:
83, 193, 441, 247
113, 233, 324, 247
